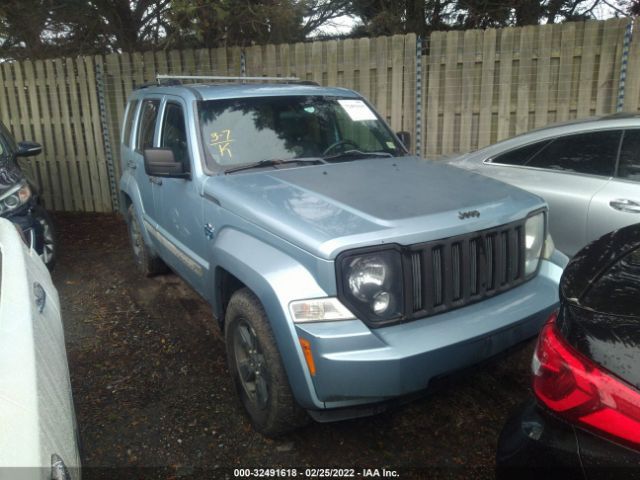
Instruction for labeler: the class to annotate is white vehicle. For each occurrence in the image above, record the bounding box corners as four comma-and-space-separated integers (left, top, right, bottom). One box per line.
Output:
0, 218, 80, 479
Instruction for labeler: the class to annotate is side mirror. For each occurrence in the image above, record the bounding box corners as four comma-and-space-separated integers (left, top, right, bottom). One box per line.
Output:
16, 141, 42, 157
396, 131, 411, 151
143, 148, 189, 178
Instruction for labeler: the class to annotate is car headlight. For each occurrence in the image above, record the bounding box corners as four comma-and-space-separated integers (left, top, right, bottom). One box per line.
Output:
524, 212, 545, 275
337, 248, 404, 325
0, 181, 31, 214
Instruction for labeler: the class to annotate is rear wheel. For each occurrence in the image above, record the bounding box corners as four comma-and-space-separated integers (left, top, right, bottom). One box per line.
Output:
225, 288, 308, 436
127, 204, 167, 276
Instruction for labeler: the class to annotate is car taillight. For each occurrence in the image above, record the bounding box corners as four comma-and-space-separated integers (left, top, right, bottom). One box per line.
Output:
532, 311, 640, 450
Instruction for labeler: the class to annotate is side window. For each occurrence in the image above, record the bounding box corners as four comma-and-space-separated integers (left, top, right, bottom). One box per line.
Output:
617, 129, 640, 182
137, 99, 160, 152
122, 99, 139, 147
526, 130, 621, 176
160, 103, 189, 170
490, 140, 552, 166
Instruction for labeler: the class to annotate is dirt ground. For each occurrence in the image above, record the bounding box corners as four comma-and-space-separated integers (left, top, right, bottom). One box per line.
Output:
52, 212, 536, 480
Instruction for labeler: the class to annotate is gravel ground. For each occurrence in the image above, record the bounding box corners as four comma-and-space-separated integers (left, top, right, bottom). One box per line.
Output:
52, 212, 536, 480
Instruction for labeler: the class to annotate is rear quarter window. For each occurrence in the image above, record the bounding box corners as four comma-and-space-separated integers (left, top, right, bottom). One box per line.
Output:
526, 130, 621, 176
489, 140, 551, 166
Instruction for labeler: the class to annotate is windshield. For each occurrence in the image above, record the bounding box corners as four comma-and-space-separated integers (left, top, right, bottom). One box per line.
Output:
198, 95, 405, 170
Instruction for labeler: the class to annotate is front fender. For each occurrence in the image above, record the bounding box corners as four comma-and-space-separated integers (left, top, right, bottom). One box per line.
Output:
119, 173, 155, 250
211, 227, 329, 409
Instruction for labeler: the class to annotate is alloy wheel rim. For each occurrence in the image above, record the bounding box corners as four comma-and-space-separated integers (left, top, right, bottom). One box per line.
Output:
233, 319, 269, 410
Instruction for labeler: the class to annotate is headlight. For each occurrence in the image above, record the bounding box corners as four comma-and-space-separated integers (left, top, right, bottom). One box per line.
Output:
0, 181, 31, 214
524, 212, 545, 275
337, 248, 404, 325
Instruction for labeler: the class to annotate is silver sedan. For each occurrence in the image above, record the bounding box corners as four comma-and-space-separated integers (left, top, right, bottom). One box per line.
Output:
447, 114, 640, 257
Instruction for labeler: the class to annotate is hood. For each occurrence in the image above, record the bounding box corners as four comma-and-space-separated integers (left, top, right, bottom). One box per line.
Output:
204, 156, 545, 259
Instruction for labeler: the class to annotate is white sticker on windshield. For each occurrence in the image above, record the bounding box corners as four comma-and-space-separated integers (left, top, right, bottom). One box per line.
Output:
338, 99, 377, 121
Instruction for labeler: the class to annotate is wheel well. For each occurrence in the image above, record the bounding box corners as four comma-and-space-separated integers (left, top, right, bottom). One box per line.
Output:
119, 191, 132, 218
216, 268, 246, 328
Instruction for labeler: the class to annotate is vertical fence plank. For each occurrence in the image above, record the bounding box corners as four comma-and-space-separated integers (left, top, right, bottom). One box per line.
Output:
426, 32, 444, 157
264, 44, 277, 78
577, 21, 599, 117
66, 58, 94, 211
390, 35, 405, 132
34, 60, 63, 210
478, 28, 496, 148
557, 23, 576, 121
402, 34, 416, 147
45, 59, 74, 211
326, 40, 338, 87
460, 29, 477, 151
497, 28, 514, 141
624, 21, 640, 112
76, 56, 106, 211
516, 26, 535, 134
22, 60, 54, 208
441, 32, 459, 154
342, 39, 355, 89
311, 41, 323, 84
534, 24, 553, 128
373, 36, 388, 120
86, 56, 113, 211
55, 59, 84, 211
358, 38, 371, 99
596, 19, 625, 114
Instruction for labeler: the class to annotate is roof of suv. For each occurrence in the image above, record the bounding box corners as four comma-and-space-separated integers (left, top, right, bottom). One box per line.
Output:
132, 82, 361, 101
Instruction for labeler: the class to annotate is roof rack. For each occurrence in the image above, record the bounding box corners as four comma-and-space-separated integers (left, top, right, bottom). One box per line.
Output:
156, 74, 304, 83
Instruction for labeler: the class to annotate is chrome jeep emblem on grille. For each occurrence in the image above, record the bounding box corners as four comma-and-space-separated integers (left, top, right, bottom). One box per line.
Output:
458, 210, 480, 220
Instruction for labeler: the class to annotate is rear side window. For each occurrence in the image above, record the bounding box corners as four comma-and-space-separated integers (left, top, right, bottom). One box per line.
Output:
161, 103, 189, 171
526, 130, 621, 176
490, 140, 551, 166
617, 129, 640, 182
137, 99, 160, 152
122, 99, 139, 147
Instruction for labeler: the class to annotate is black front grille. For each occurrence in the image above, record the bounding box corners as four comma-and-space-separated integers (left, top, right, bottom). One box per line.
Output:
405, 219, 528, 319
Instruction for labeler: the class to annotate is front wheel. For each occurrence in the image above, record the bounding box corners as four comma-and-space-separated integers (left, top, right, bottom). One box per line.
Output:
32, 205, 56, 271
225, 288, 308, 436
127, 204, 167, 277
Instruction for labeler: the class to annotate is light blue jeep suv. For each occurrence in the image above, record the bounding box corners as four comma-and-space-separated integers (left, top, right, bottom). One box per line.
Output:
119, 80, 567, 435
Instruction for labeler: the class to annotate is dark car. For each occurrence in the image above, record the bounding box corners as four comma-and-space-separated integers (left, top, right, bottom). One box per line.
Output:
0, 121, 56, 269
496, 223, 640, 478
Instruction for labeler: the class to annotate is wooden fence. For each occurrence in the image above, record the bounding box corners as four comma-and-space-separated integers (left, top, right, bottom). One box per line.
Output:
0, 18, 636, 212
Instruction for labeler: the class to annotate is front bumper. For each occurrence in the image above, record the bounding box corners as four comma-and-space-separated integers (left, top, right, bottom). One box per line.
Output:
295, 258, 562, 410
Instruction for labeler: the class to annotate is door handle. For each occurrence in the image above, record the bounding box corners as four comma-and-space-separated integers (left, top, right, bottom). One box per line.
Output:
609, 199, 640, 214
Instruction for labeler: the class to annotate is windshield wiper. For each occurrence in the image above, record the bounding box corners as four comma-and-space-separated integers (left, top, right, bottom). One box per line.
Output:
323, 150, 394, 162
224, 157, 327, 174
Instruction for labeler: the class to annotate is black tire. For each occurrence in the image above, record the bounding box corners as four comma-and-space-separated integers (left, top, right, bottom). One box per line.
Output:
127, 204, 167, 277
32, 205, 57, 271
225, 288, 308, 436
